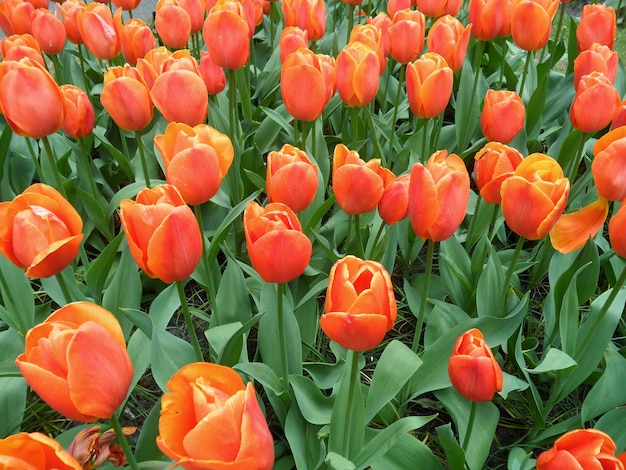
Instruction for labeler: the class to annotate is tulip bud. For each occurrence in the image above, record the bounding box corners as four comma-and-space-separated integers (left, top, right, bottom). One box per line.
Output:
266, 144, 318, 213
378, 174, 410, 225
427, 15, 472, 72
30, 8, 66, 55
469, 0, 511, 41
60, 84, 95, 139
388, 9, 425, 64
480, 89, 526, 144
335, 41, 380, 107
406, 52, 453, 119
279, 26, 308, 63
282, 0, 326, 41
77, 3, 121, 60
101, 64, 154, 131
570, 72, 620, 134
592, 126, 626, 202
577, 4, 616, 52
203, 0, 251, 69
473, 142, 524, 204
511, 0, 559, 51
281, 47, 328, 122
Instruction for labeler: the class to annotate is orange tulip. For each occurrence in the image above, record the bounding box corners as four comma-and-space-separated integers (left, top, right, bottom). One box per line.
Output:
0, 183, 83, 278
368, 12, 391, 57
611, 100, 626, 130
335, 41, 380, 107
60, 84, 95, 139
266, 144, 318, 213
112, 0, 141, 11
388, 9, 425, 64
406, 52, 453, 119
0, 32, 44, 66
473, 142, 524, 204
500, 153, 569, 240
156, 362, 275, 470
573, 43, 618, 90
0, 0, 33, 36
282, 0, 326, 41
387, 0, 410, 18
510, 0, 558, 51
15, 302, 133, 422
414, 0, 462, 17
120, 184, 203, 283
378, 173, 410, 225
570, 72, 620, 133
0, 432, 82, 469
280, 26, 308, 62
317, 52, 336, 104
58, 0, 85, 45
155, 0, 192, 49
180, 0, 207, 33
609, 201, 626, 259
203, 0, 251, 69
320, 255, 397, 352
536, 429, 625, 470
577, 4, 616, 52
154, 122, 234, 205
29, 8, 66, 55
448, 328, 503, 402
244, 201, 312, 283
592, 126, 626, 202
409, 150, 470, 241
549, 198, 608, 254
151, 68, 208, 125
349, 24, 386, 74
427, 15, 472, 72
114, 10, 155, 66
101, 64, 153, 131
469, 0, 510, 41
281, 47, 327, 121
136, 46, 172, 89
77, 3, 121, 60
480, 89, 526, 144
332, 143, 395, 215
199, 50, 226, 94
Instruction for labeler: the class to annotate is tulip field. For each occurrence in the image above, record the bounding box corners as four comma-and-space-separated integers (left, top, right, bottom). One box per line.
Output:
2, 0, 626, 466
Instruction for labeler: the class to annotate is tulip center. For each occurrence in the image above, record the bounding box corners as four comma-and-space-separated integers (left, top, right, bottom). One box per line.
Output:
191, 377, 231, 421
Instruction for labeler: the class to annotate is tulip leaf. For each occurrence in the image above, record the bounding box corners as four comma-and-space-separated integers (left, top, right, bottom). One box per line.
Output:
507, 447, 536, 470
85, 231, 124, 303
134, 400, 165, 462
285, 404, 326, 470
118, 307, 154, 339
475, 244, 505, 318
436, 423, 465, 470
211, 316, 261, 367
595, 407, 626, 452
370, 432, 443, 470
151, 328, 197, 392
255, 105, 292, 154
0, 254, 34, 336
439, 236, 473, 311
289, 374, 333, 425
455, 59, 486, 154
325, 452, 356, 470
581, 348, 626, 423
215, 258, 252, 326
92, 126, 135, 180
525, 348, 577, 374
0, 328, 27, 437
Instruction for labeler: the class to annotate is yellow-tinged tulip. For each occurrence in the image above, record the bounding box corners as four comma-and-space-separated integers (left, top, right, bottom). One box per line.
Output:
406, 52, 453, 119
549, 198, 608, 253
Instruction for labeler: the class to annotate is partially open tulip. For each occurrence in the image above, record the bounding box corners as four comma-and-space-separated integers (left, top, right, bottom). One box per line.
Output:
266, 144, 318, 213
30, 8, 66, 55
0, 0, 33, 36
549, 198, 608, 253
155, 0, 192, 49
332, 144, 395, 215
15, 302, 133, 422
414, 0, 462, 17
335, 40, 380, 107
101, 64, 154, 131
60, 84, 95, 139
349, 24, 386, 75
58, 0, 85, 45
320, 255, 397, 351
281, 47, 327, 121
0, 33, 44, 66
199, 50, 226, 94
282, 0, 326, 41
427, 15, 472, 72
573, 43, 618, 90
280, 26, 308, 62
0, 432, 82, 469
0, 183, 83, 278
409, 150, 470, 241
157, 362, 274, 470
406, 52, 453, 119
609, 201, 626, 259
120, 184, 203, 283
378, 173, 410, 225
480, 89, 526, 144
448, 328, 503, 402
136, 46, 173, 89
570, 72, 620, 134
114, 11, 156, 66
511, 0, 558, 51
500, 153, 569, 240
469, 0, 511, 41
388, 8, 425, 64
77, 3, 121, 60
154, 122, 234, 205
592, 126, 626, 201
577, 4, 616, 52
203, 0, 251, 69
151, 68, 208, 125
473, 142, 524, 205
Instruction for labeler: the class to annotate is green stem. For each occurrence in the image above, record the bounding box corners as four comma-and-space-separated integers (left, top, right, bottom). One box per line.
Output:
55, 272, 73, 304
47, 53, 63, 85
228, 69, 238, 144
566, 132, 588, 183
176, 280, 204, 362
421, 118, 430, 163
42, 136, 68, 199
518, 50, 533, 103
412, 238, 435, 352
366, 220, 387, 259
78, 138, 99, 197
347, 4, 354, 44
110, 412, 139, 470
135, 131, 151, 188
462, 400, 477, 452
301, 119, 308, 150
277, 283, 290, 393
363, 103, 385, 166
548, 3, 567, 71
486, 203, 500, 241
343, 349, 360, 458
354, 214, 365, 258
498, 39, 508, 89
352, 106, 359, 149
77, 45, 91, 95
311, 117, 318, 163
195, 205, 219, 325
499, 236, 525, 315
388, 64, 405, 158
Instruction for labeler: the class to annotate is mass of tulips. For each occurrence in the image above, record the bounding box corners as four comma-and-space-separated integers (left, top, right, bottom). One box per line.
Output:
1, 0, 626, 466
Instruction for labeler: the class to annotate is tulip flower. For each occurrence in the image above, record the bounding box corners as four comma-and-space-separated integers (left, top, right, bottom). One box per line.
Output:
387, 0, 410, 18
510, 0, 558, 51
243, 200, 312, 283
281, 47, 327, 121
378, 173, 410, 225
58, 0, 85, 45
114, 10, 156, 66
611, 100, 626, 130
570, 72, 620, 134
60, 84, 95, 139
473, 142, 524, 205
155, 0, 192, 49
317, 53, 336, 104
181, 0, 207, 33
279, 26, 308, 62
592, 126, 626, 202
448, 328, 503, 402
0, 32, 45, 66
101, 64, 154, 132
335, 41, 380, 107
120, 184, 203, 283
406, 52, 453, 119
349, 24, 386, 74
549, 198, 608, 254
426, 15, 472, 73
266, 144, 318, 213
154, 122, 234, 205
112, 0, 141, 11
609, 201, 626, 259
151, 67, 208, 125
136, 46, 173, 89
15, 302, 134, 422
157, 362, 275, 469
29, 8, 66, 55
77, 3, 121, 60
368, 12, 391, 57
388, 9, 425, 65
320, 255, 397, 351
0, 0, 33, 36
0, 432, 82, 469
203, 0, 251, 70
282, 0, 326, 41
68, 426, 135, 468
500, 153, 569, 240
0, 183, 83, 278
332, 144, 395, 215
536, 429, 625, 470
409, 150, 470, 241
469, 0, 511, 41
414, 0, 462, 17
573, 43, 618, 90
197, 50, 225, 95
577, 4, 616, 52
480, 89, 526, 144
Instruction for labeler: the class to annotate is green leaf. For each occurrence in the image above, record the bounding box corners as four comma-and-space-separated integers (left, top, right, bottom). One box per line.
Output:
581, 348, 626, 423
370, 433, 443, 470
118, 307, 153, 339
85, 231, 124, 302
135, 401, 166, 462
325, 452, 356, 470
0, 254, 34, 336
92, 126, 134, 179
439, 236, 473, 310
255, 105, 292, 153
526, 348, 577, 374
455, 58, 486, 154
289, 374, 333, 425
285, 405, 325, 470
475, 245, 505, 318
215, 258, 252, 326
595, 407, 626, 452
436, 423, 465, 470
507, 447, 536, 470
151, 328, 197, 393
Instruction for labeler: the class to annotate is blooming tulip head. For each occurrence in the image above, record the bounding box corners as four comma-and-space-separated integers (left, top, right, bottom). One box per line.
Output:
573, 43, 618, 90
15, 302, 134, 422
243, 201, 312, 283
60, 84, 95, 139
368, 12, 392, 56
469, 0, 511, 41
156, 0, 192, 49
349, 24, 387, 75
199, 50, 227, 94
101, 64, 154, 132
406, 52, 453, 119
335, 41, 380, 107
203, 0, 251, 70
281, 47, 328, 122
114, 11, 156, 66
0, 183, 83, 278
480, 89, 526, 144
157, 362, 274, 470
282, 0, 326, 41
511, 0, 558, 51
0, 33, 45, 65
570, 72, 620, 134
0, 432, 82, 469
388, 8, 425, 65
426, 15, 472, 73
473, 142, 524, 205
500, 153, 569, 240
58, 0, 86, 45
414, 0, 462, 17
30, 8, 67, 55
448, 328, 503, 402
577, 4, 616, 52
266, 144, 318, 213
320, 255, 397, 351
280, 26, 308, 62
151, 67, 208, 126
592, 126, 626, 202
409, 150, 470, 241
378, 173, 410, 225
120, 184, 203, 283
77, 3, 121, 60
0, 0, 34, 36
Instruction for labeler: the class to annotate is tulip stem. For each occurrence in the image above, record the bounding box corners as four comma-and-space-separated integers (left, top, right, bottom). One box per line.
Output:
352, 106, 359, 149
363, 104, 385, 166
228, 69, 238, 145
388, 64, 405, 160
135, 131, 151, 188
421, 118, 430, 162
354, 214, 365, 258
176, 280, 204, 363
342, 349, 360, 458
461, 400, 477, 453
466, 196, 483, 248
499, 236, 525, 315
110, 412, 139, 470
487, 203, 500, 240
195, 206, 220, 325
518, 50, 533, 103
277, 283, 290, 393
347, 4, 355, 45
42, 136, 68, 200
411, 238, 435, 352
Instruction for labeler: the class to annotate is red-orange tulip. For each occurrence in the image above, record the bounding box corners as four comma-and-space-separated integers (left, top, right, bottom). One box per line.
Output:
151, 68, 208, 125
199, 50, 226, 94
101, 64, 154, 131
592, 126, 626, 202
573, 43, 618, 90
203, 0, 251, 69
181, 0, 207, 33
414, 0, 462, 17
448, 328, 503, 402
378, 173, 410, 225
406, 52, 453, 119
469, 0, 511, 41
0, 183, 83, 278
480, 89, 526, 144
609, 200, 626, 259
58, 0, 85, 45
120, 184, 203, 283
0, 32, 44, 65
281, 47, 327, 121
112, 0, 141, 11
266, 144, 318, 213
570, 72, 620, 133
77, 3, 121, 60
156, 362, 274, 470
0, 0, 33, 36
611, 100, 626, 130
15, 302, 133, 422
549, 198, 608, 253
409, 150, 470, 241
500, 153, 569, 240
114, 10, 156, 66
279, 25, 308, 62
243, 200, 312, 283
368, 12, 391, 56
427, 15, 472, 72
511, 0, 558, 51
154, 122, 234, 205
320, 255, 397, 352
136, 46, 173, 89
332, 143, 395, 215
335, 41, 380, 107
349, 24, 386, 74
30, 8, 66, 55
317, 53, 336, 104
60, 84, 95, 139
282, 0, 326, 41
155, 0, 192, 49
388, 9, 425, 64
387, 0, 410, 18
0, 432, 82, 469
473, 142, 524, 205
577, 4, 616, 52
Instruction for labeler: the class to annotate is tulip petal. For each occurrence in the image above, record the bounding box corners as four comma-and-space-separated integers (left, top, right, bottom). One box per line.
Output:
236, 383, 275, 469
248, 230, 312, 283
281, 65, 326, 122
408, 163, 439, 239
319, 311, 388, 351
166, 144, 222, 205
25, 234, 84, 278
448, 355, 500, 401
151, 71, 208, 126
333, 165, 385, 215
549, 198, 608, 253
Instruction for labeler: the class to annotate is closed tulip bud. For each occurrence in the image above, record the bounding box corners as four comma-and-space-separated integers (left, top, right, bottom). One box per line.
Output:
573, 43, 618, 90
60, 84, 95, 139
549, 198, 608, 253
151, 68, 208, 125
427, 15, 472, 72
415, 0, 462, 17
154, 122, 234, 205
409, 150, 470, 241
473, 142, 524, 204
16, 303, 133, 423
609, 201, 626, 259
570, 72, 620, 133
378, 173, 410, 225
367, 12, 391, 57
282, 0, 326, 41
0, 433, 82, 469
199, 50, 226, 94
58, 0, 85, 44
320, 255, 397, 351
280, 25, 308, 62
0, 32, 45, 66
180, 0, 207, 33
156, 0, 191, 49
592, 126, 626, 201
281, 47, 327, 121
0, 183, 83, 278
480, 89, 525, 144
577, 4, 616, 52
77, 3, 121, 60
114, 10, 155, 66
266, 144, 318, 213
203, 0, 251, 69
388, 9, 425, 64
101, 64, 154, 131
406, 52, 453, 119
120, 184, 203, 283
511, 0, 558, 51
112, 0, 140, 11
336, 41, 380, 107
30, 8, 66, 55
0, 0, 33, 35
333, 143, 395, 215
500, 153, 569, 240
157, 362, 274, 469
448, 328, 503, 402
469, 0, 510, 41
350, 24, 386, 74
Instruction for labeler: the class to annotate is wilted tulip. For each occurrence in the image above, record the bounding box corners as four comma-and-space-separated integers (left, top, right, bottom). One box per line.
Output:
279, 26, 308, 62
120, 184, 203, 283
427, 15, 472, 72
378, 173, 410, 225
320, 255, 397, 351
0, 432, 82, 469
577, 4, 616, 52
0, 0, 33, 36
500, 153, 569, 240
281, 47, 327, 121
480, 89, 526, 144
570, 72, 620, 133
199, 50, 226, 94
573, 43, 618, 90
406, 52, 453, 119
68, 426, 135, 468
0, 32, 44, 65
388, 8, 425, 64
473, 142, 524, 205
114, 10, 156, 66
549, 198, 608, 254
15, 302, 133, 422
592, 126, 626, 201
155, 0, 192, 49
29, 8, 66, 55
60, 84, 95, 139
203, 0, 251, 69
58, 0, 85, 45
282, 0, 326, 41
77, 3, 121, 60
511, 0, 559, 51
157, 362, 274, 469
266, 144, 318, 213
469, 0, 511, 41
335, 41, 380, 107
414, 0, 462, 17
448, 328, 503, 402
101, 64, 154, 131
